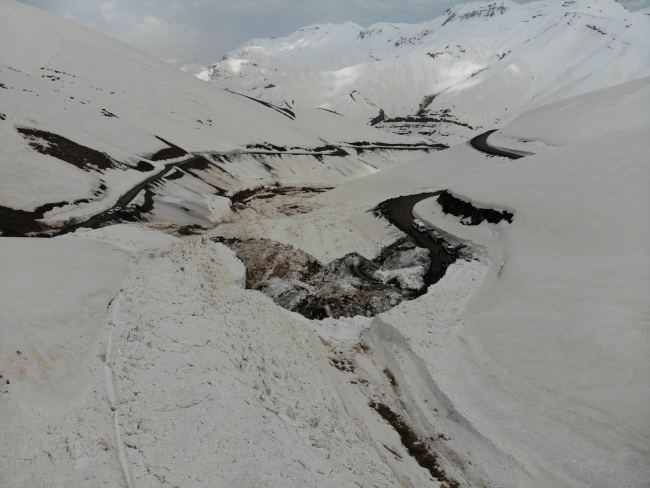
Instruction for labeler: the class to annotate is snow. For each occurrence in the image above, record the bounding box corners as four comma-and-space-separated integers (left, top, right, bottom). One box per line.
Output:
0, 0, 424, 226
199, 0, 650, 146
212, 241, 247, 289
489, 75, 650, 152
58, 223, 180, 254
140, 148, 432, 231
204, 92, 645, 485
0, 237, 131, 486
316, 123, 650, 485
204, 195, 232, 223
374, 266, 426, 291
96, 234, 405, 487
293, 108, 429, 145
2, 0, 649, 486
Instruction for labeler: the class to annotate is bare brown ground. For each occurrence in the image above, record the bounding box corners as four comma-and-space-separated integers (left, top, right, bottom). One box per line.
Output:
369, 401, 460, 488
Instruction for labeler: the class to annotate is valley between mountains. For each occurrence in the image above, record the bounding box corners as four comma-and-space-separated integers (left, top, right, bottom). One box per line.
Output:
1, 0, 649, 487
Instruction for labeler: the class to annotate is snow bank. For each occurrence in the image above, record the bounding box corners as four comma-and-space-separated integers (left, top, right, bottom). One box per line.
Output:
0, 237, 131, 486
212, 241, 246, 288
205, 195, 233, 223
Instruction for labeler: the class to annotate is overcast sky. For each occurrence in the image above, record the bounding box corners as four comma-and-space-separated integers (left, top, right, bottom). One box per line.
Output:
17, 0, 649, 67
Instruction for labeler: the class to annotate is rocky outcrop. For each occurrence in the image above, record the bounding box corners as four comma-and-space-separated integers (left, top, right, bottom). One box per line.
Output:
436, 190, 513, 225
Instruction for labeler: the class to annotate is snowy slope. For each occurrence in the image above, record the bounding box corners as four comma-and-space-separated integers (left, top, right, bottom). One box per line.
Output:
0, 0, 428, 234
311, 86, 650, 486
200, 0, 650, 145
2, 0, 648, 486
181, 78, 647, 485
4, 87, 646, 486
0, 237, 133, 486
488, 75, 650, 153
88, 86, 647, 487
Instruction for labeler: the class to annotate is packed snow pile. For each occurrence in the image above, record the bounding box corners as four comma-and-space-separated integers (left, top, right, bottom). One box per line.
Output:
199, 0, 650, 145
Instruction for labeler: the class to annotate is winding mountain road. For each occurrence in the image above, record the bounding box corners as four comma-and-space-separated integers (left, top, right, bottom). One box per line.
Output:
55, 155, 206, 236
470, 129, 525, 159
380, 191, 457, 288
381, 130, 526, 286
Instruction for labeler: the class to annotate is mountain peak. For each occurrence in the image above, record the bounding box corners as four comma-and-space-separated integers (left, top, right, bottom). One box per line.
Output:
442, 0, 516, 25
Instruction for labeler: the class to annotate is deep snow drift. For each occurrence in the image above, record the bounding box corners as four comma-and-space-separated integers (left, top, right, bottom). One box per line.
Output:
199, 0, 650, 145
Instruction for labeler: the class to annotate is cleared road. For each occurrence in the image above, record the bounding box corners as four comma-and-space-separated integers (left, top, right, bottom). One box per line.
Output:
55, 155, 206, 236
470, 129, 525, 159
380, 191, 457, 289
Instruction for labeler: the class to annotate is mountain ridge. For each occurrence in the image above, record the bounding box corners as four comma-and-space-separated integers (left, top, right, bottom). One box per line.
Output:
198, 0, 648, 146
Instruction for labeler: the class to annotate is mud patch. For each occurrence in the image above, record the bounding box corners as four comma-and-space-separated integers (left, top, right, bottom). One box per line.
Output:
229, 184, 333, 219
437, 190, 513, 225
17, 127, 123, 172
214, 236, 429, 320
369, 402, 460, 488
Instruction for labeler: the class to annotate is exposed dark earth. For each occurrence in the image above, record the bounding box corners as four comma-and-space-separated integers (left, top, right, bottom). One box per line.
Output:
150, 136, 189, 161
0, 200, 89, 237
214, 236, 430, 320
369, 401, 460, 488
17, 127, 125, 172
436, 190, 513, 225
211, 189, 512, 321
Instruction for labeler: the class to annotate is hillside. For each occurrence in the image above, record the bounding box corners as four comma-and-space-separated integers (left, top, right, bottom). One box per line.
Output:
199, 0, 650, 145
0, 0, 432, 235
1, 0, 648, 487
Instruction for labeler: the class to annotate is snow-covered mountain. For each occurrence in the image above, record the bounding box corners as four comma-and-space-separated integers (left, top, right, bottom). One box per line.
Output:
0, 0, 433, 235
1, 0, 648, 487
200, 0, 650, 145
